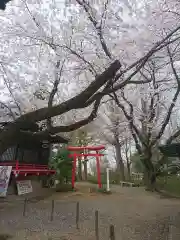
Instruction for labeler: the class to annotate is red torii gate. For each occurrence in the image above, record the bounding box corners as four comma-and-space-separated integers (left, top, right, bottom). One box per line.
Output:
68, 145, 105, 189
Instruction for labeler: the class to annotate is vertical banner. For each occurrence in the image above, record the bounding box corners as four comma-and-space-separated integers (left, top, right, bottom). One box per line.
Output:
0, 166, 12, 197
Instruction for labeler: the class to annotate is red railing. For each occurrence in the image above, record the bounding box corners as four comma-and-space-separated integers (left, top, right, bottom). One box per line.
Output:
0, 161, 49, 169
0, 161, 56, 176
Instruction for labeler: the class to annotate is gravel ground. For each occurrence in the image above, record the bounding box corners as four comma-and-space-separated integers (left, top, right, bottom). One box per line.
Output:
1, 184, 180, 239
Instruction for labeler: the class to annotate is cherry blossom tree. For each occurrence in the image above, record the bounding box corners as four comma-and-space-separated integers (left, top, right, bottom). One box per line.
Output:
0, 0, 180, 166
89, 99, 129, 180
111, 43, 180, 189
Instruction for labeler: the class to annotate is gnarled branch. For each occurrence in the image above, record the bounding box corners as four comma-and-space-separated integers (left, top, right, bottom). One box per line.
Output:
16, 60, 121, 123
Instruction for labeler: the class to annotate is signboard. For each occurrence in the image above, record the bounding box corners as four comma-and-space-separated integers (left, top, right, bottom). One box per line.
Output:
0, 166, 12, 197
42, 140, 49, 148
16, 180, 33, 195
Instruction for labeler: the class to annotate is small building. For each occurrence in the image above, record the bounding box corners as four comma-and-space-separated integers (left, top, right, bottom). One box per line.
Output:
0, 121, 68, 198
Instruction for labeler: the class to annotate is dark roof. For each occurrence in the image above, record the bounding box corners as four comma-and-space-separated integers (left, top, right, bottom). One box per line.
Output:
159, 143, 180, 157
0, 0, 11, 10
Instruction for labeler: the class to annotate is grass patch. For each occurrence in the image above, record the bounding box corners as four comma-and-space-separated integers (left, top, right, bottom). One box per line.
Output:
157, 175, 180, 196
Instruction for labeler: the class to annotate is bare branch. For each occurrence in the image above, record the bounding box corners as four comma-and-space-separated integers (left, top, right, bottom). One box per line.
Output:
24, 0, 43, 30
127, 79, 151, 84
76, 0, 112, 59
0, 64, 22, 115
62, 45, 97, 75
19, 3, 98, 76
33, 97, 101, 137
120, 91, 148, 146
114, 25, 180, 85
0, 101, 16, 120
31, 37, 98, 76
166, 129, 180, 145
110, 92, 142, 154
151, 47, 180, 145
147, 65, 159, 141
167, 45, 180, 87
47, 59, 65, 129
100, 0, 109, 29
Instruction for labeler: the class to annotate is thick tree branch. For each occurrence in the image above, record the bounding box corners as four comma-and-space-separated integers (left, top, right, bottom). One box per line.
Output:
114, 25, 180, 85
0, 61, 120, 155
26, 98, 101, 140
19, 131, 68, 144
99, 29, 180, 94
16, 60, 121, 123
12, 25, 180, 125
0, 98, 101, 154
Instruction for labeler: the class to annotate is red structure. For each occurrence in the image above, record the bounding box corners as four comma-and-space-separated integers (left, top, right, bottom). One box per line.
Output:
68, 145, 105, 189
0, 161, 56, 177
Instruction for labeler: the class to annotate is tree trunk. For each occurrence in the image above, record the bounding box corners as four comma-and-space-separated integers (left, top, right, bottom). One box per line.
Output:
114, 137, 125, 181
143, 170, 156, 191
139, 148, 157, 191
83, 159, 88, 181
126, 161, 131, 181
78, 157, 82, 181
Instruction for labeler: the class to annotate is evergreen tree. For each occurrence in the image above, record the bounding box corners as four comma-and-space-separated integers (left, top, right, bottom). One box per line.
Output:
50, 146, 73, 183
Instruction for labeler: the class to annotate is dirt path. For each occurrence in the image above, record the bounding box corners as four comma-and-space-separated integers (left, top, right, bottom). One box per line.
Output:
1, 184, 180, 239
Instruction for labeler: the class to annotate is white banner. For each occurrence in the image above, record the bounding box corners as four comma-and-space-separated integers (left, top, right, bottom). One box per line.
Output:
0, 166, 12, 197
16, 180, 33, 195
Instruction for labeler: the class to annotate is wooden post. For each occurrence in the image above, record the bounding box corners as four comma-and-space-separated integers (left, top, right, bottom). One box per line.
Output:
50, 200, 55, 221
95, 210, 99, 240
109, 224, 115, 240
23, 198, 27, 216
106, 167, 110, 192
76, 202, 80, 229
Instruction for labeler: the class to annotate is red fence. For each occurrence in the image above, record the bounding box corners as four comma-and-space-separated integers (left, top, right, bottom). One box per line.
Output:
0, 161, 56, 176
